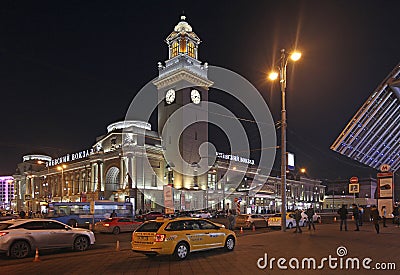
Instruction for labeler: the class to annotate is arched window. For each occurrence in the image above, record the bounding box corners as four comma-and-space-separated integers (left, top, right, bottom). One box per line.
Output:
179, 39, 187, 53
171, 41, 179, 58
188, 42, 195, 58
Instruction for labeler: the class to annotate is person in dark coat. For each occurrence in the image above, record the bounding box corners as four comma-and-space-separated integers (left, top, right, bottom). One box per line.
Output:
306, 206, 316, 231
358, 206, 364, 226
381, 206, 387, 227
227, 210, 235, 230
392, 204, 399, 226
19, 210, 26, 219
110, 210, 117, 218
337, 204, 348, 231
352, 204, 360, 231
294, 209, 302, 233
370, 205, 380, 234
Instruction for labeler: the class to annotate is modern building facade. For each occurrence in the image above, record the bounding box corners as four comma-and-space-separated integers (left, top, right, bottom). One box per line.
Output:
331, 63, 400, 171
12, 16, 326, 214
0, 176, 14, 210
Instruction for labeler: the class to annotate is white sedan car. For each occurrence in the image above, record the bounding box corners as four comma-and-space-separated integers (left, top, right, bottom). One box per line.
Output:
190, 211, 212, 219
0, 219, 95, 259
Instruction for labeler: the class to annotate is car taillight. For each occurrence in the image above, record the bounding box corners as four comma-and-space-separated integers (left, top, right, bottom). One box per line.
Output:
0, 232, 9, 237
155, 234, 165, 242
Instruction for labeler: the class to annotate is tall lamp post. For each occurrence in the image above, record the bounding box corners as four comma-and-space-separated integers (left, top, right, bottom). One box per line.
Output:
269, 49, 301, 231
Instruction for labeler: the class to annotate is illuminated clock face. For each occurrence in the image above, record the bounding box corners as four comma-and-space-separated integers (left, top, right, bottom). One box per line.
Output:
165, 89, 175, 104
191, 89, 201, 104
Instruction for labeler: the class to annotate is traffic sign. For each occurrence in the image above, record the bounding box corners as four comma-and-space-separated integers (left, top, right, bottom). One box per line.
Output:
349, 176, 358, 184
380, 164, 391, 172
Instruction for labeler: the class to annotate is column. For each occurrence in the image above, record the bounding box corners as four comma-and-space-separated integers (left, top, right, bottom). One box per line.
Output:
120, 157, 126, 189
91, 162, 96, 192
127, 154, 135, 189
97, 161, 102, 192
61, 173, 65, 199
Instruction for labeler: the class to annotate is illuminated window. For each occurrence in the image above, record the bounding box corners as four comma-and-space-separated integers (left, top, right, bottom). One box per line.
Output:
179, 39, 186, 53
171, 41, 179, 57
188, 42, 195, 58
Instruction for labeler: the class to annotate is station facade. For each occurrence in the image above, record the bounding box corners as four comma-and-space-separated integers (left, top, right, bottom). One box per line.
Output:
12, 16, 325, 214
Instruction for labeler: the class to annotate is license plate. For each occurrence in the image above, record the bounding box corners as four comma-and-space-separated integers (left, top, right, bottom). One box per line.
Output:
137, 236, 148, 241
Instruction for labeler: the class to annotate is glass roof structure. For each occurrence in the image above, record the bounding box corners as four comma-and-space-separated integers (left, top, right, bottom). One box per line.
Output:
331, 63, 400, 172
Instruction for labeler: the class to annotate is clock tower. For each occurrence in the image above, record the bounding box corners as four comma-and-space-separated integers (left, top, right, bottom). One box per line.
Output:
153, 16, 213, 189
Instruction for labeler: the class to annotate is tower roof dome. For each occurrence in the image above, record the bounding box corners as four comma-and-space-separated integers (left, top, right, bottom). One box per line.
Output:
174, 15, 192, 33
166, 16, 200, 44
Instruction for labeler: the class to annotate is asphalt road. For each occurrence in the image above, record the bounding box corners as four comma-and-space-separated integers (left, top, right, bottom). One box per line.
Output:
1, 222, 399, 274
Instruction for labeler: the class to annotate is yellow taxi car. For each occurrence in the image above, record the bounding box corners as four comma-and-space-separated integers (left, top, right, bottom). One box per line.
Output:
267, 212, 304, 229
131, 217, 236, 260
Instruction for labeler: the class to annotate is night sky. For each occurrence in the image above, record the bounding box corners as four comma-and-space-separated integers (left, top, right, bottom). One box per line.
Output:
1, 0, 399, 182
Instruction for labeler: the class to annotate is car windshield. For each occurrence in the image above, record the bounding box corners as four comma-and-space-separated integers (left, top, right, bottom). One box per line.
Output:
0, 223, 14, 230
136, 221, 164, 232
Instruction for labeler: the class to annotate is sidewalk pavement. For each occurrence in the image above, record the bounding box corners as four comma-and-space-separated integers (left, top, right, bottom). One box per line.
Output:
2, 221, 399, 275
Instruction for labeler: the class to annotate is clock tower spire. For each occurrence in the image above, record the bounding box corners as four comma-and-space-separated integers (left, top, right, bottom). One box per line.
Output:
153, 16, 213, 191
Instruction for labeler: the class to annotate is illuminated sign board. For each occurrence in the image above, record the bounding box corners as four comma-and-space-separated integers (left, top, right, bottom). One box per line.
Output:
46, 149, 94, 167
216, 152, 255, 165
287, 152, 295, 170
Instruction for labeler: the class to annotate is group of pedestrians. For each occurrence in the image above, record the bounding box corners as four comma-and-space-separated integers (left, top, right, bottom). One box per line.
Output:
294, 206, 316, 233
337, 203, 399, 234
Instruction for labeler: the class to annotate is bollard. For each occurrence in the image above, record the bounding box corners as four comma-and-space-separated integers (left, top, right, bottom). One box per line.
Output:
351, 216, 354, 221
240, 227, 243, 233
252, 224, 256, 231
116, 240, 120, 251
33, 248, 40, 262
334, 216, 337, 222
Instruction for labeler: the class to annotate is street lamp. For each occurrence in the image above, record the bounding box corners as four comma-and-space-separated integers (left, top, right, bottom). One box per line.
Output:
268, 49, 301, 231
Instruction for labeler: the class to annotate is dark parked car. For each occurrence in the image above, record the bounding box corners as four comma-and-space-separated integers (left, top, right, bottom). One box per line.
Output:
136, 211, 164, 221
94, 217, 142, 234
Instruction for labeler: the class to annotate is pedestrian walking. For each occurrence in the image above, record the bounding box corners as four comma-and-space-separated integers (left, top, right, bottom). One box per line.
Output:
293, 209, 302, 233
19, 210, 26, 219
352, 204, 360, 231
306, 206, 315, 231
337, 204, 348, 231
228, 210, 235, 230
110, 210, 117, 218
358, 206, 364, 226
381, 206, 387, 227
370, 205, 380, 234
392, 204, 399, 226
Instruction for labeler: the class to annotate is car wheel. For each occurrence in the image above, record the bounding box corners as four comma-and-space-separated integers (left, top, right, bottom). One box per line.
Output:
287, 222, 293, 229
74, 236, 89, 251
67, 219, 78, 227
112, 226, 120, 235
225, 236, 235, 251
10, 241, 31, 259
174, 242, 189, 260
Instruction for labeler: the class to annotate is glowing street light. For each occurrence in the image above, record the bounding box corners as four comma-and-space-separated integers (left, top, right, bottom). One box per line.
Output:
268, 48, 301, 231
